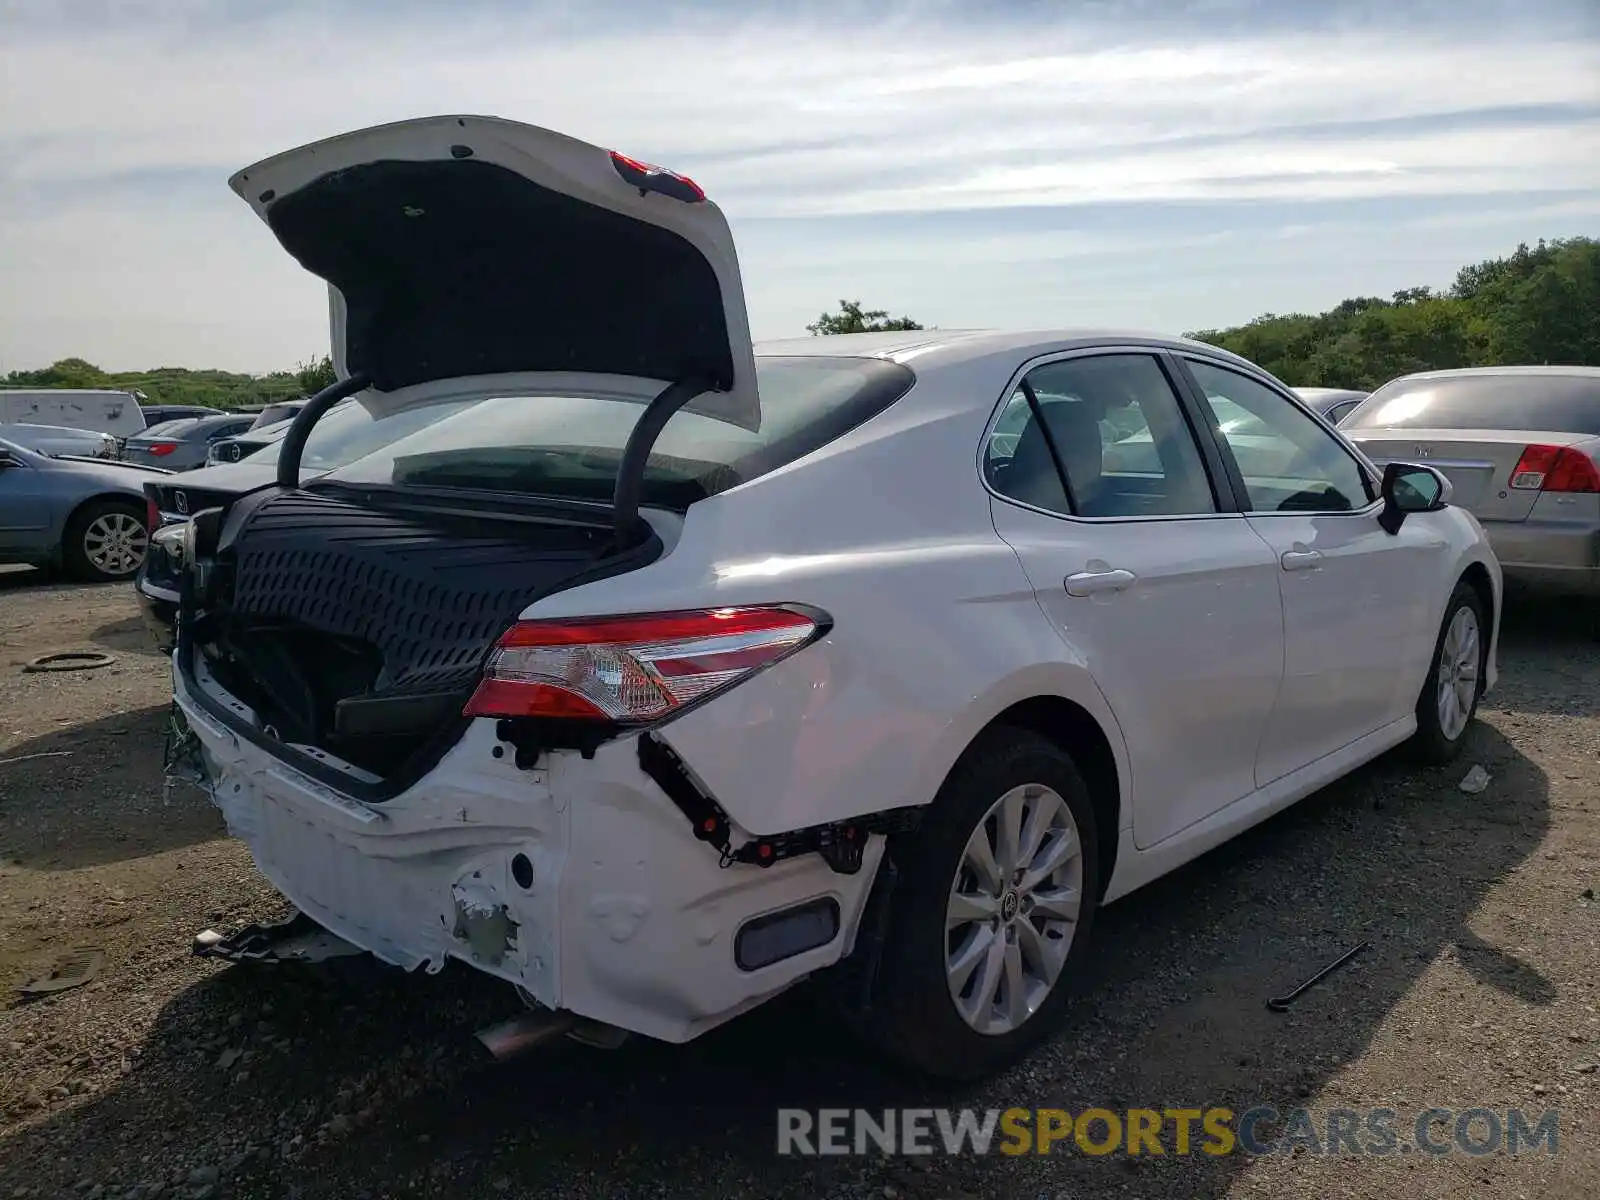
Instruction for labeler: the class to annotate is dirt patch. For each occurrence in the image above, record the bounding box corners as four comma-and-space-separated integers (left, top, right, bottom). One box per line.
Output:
0, 574, 1595, 1200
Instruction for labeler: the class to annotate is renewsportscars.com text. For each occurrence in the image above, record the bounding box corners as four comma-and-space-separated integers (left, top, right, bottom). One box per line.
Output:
776, 1106, 1561, 1158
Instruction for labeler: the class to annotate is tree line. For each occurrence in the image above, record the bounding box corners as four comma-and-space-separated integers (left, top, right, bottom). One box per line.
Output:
1, 355, 336, 411
1186, 236, 1599, 390
7, 237, 1594, 406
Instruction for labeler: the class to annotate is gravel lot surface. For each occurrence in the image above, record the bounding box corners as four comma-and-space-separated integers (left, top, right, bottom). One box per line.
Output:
0, 566, 1595, 1200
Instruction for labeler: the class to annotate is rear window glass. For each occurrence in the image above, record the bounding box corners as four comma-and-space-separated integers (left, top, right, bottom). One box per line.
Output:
141, 419, 199, 437
250, 404, 305, 430
1345, 375, 1600, 434
245, 397, 483, 473
319, 357, 916, 507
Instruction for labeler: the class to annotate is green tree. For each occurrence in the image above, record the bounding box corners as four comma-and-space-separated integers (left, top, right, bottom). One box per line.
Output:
296, 354, 336, 394
806, 299, 924, 335
4, 357, 112, 388
1188, 235, 1599, 388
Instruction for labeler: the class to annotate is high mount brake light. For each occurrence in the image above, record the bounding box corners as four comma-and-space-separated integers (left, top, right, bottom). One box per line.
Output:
463, 605, 825, 723
1509, 444, 1600, 493
608, 150, 706, 203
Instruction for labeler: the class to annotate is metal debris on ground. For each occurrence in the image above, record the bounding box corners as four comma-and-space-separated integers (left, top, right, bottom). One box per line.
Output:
193, 909, 365, 964
1458, 764, 1491, 794
1267, 940, 1371, 1012
0, 750, 73, 766
21, 650, 117, 673
18, 947, 106, 997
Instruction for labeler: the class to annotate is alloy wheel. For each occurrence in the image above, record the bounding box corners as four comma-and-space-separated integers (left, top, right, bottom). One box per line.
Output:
944, 783, 1084, 1035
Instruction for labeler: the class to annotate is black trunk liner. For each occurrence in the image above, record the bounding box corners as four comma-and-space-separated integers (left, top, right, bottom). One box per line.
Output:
206, 489, 634, 773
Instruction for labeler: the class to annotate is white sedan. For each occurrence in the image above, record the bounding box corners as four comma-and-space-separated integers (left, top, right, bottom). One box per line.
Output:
164, 116, 1501, 1082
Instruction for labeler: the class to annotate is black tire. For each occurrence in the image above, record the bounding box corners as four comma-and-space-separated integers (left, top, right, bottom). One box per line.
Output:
1409, 580, 1488, 764
862, 727, 1101, 1081
62, 498, 150, 583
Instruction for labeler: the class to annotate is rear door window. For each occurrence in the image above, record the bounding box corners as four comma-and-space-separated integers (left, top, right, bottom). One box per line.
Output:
984, 353, 1218, 518
1344, 374, 1600, 434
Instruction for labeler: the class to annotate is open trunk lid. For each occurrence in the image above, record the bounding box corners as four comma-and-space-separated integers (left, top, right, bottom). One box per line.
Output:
1348, 428, 1597, 522
228, 115, 761, 430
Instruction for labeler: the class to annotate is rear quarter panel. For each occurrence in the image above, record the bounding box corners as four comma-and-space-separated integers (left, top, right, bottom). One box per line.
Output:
524, 363, 1133, 837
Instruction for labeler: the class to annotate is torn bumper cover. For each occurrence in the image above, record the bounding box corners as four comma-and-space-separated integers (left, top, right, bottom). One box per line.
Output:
170, 657, 885, 1044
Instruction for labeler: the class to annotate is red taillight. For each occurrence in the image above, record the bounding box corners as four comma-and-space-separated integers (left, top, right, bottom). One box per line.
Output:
145, 496, 160, 532
1509, 444, 1600, 493
463, 605, 824, 722
147, 442, 178, 457
608, 150, 705, 203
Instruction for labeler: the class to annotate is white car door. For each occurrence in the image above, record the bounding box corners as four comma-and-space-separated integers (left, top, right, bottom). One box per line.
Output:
985, 350, 1286, 850
1178, 357, 1447, 784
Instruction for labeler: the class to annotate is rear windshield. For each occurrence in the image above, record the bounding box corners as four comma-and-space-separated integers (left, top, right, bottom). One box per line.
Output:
244, 397, 483, 473
250, 404, 304, 430
1345, 374, 1600, 434
141, 419, 199, 438
318, 357, 916, 507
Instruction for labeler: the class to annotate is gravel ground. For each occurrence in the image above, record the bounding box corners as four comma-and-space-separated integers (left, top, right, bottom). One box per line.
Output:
0, 566, 1595, 1200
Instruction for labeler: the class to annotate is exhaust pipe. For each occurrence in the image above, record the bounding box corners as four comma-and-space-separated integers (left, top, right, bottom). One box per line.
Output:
475, 1009, 578, 1061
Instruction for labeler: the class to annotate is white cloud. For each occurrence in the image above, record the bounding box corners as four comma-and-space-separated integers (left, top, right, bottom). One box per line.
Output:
0, 2, 1595, 370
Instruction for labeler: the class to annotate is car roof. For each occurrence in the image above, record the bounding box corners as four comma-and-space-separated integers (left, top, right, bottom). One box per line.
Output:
1383, 365, 1600, 385
752, 328, 1261, 373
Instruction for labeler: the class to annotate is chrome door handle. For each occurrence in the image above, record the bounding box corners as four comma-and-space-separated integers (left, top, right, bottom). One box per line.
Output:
1065, 568, 1137, 597
1281, 548, 1323, 571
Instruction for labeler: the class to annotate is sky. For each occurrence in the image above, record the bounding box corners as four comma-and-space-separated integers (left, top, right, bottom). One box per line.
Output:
1, 0, 1597, 375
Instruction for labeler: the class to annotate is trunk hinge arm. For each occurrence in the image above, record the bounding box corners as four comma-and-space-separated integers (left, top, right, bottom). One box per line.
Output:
276, 372, 374, 490
637, 733, 921, 875
610, 376, 717, 550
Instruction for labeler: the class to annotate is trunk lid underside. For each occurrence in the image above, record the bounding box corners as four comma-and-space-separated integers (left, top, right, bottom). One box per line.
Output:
230, 114, 762, 431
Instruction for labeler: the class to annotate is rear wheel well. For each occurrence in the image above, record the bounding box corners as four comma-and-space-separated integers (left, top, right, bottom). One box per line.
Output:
66, 492, 145, 529
973, 696, 1121, 899
1460, 562, 1494, 633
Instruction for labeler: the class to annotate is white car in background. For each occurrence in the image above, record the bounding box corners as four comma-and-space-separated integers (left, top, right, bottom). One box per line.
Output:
164, 116, 1503, 1081
0, 422, 119, 460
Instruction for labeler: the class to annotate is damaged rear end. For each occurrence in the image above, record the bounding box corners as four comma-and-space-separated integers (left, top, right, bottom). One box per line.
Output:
167, 115, 903, 1045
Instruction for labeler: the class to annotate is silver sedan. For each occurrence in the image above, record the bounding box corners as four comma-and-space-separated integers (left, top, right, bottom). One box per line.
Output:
1344, 365, 1600, 593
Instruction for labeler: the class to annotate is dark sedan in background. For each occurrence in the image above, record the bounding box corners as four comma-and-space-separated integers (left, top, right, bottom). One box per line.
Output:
120, 413, 259, 471
138, 404, 223, 428
1293, 387, 1369, 425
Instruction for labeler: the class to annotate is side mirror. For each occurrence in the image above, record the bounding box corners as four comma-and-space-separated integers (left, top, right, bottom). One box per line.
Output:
1377, 462, 1450, 534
